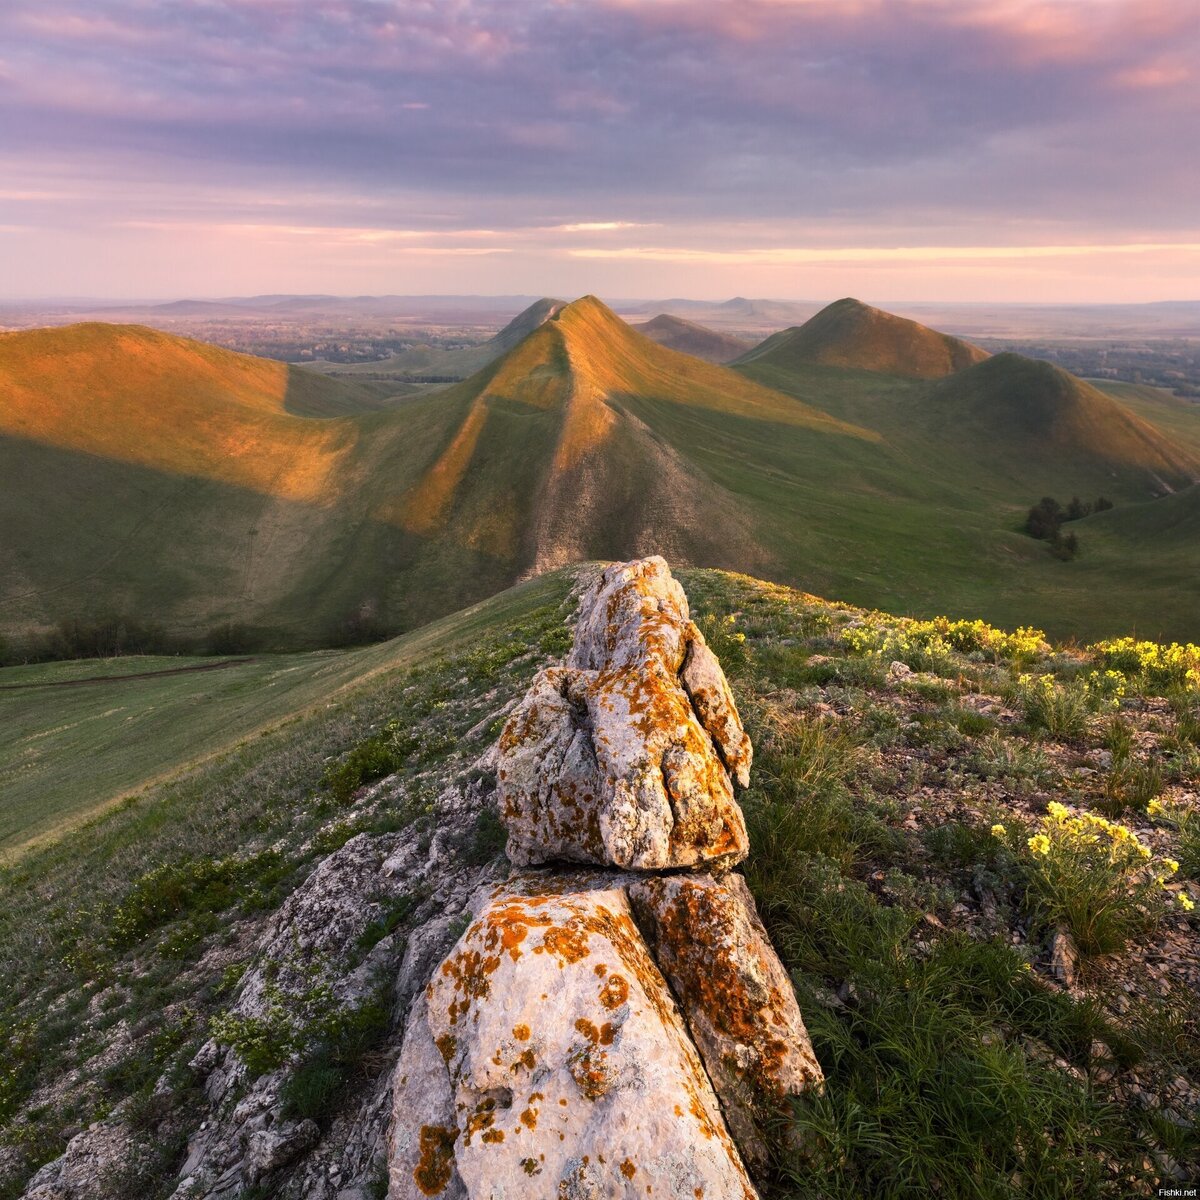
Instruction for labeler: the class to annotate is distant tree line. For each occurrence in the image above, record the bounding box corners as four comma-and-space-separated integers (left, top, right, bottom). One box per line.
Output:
1024, 495, 1113, 561
0, 607, 396, 666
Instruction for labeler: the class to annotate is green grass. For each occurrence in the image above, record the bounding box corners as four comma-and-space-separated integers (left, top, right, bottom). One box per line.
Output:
0, 570, 573, 858
0, 568, 580, 1195
2, 564, 1196, 1198
4, 301, 1200, 654
680, 567, 1196, 1195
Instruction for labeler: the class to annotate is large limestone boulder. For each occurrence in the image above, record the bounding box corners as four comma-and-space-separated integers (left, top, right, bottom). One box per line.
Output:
388, 873, 759, 1200
629, 873, 825, 1172
498, 557, 752, 870
389, 989, 467, 1200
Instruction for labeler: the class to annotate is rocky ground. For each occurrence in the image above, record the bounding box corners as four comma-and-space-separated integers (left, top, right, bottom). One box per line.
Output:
2, 563, 1197, 1199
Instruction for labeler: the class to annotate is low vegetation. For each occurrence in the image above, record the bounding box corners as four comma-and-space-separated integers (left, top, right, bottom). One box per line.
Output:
1, 564, 1196, 1197
0, 573, 579, 1197
682, 568, 1198, 1196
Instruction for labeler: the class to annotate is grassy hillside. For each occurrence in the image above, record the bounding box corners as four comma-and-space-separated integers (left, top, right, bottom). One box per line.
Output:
3, 299, 1199, 647
736, 296, 989, 378
0, 570, 573, 859
631, 313, 750, 362
731, 333, 1200, 639
0, 565, 1195, 1197
356, 294, 872, 581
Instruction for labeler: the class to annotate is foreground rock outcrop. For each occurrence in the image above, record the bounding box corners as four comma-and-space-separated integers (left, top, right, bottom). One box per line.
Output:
392, 874, 757, 1200
389, 558, 823, 1199
498, 557, 751, 870
629, 874, 822, 1171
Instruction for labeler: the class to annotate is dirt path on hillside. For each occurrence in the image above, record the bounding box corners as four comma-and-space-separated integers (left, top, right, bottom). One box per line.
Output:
0, 657, 255, 691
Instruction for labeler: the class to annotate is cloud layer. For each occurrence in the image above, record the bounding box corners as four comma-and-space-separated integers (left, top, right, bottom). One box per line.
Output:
1, 0, 1197, 299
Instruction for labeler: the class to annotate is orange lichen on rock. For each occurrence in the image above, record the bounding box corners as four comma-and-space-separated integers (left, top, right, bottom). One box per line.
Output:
630, 873, 824, 1172
497, 558, 752, 871
404, 874, 758, 1199
413, 1125, 459, 1196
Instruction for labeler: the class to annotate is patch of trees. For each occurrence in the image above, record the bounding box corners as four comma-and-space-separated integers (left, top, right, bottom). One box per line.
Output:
1024, 495, 1113, 561
26, 614, 174, 662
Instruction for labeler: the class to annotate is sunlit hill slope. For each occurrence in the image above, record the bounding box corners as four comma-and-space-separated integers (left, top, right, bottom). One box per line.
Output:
2, 295, 1199, 647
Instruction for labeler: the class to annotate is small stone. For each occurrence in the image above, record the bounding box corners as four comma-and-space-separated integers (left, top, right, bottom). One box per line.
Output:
887, 661, 913, 681
1049, 926, 1078, 988
245, 1121, 320, 1183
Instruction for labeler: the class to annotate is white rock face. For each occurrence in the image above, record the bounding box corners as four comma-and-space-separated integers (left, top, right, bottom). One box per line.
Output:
388, 990, 467, 1200
498, 557, 751, 870
629, 873, 824, 1171
389, 874, 758, 1200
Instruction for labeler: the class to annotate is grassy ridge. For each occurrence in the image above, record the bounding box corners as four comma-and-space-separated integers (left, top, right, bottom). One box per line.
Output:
2, 300, 1199, 649
1, 564, 1195, 1197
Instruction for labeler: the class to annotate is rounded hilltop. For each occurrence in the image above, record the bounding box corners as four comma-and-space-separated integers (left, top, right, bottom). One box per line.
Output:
737, 296, 989, 379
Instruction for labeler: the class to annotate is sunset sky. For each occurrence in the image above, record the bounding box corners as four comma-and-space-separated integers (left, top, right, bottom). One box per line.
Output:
1, 0, 1198, 302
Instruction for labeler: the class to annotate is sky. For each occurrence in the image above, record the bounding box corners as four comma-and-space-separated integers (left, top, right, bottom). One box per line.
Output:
1, 0, 1198, 303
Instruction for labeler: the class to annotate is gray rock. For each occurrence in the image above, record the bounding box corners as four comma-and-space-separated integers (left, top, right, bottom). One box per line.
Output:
498, 557, 751, 871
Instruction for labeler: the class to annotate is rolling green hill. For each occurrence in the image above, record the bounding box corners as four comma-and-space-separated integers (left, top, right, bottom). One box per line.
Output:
3, 297, 1199, 648
737, 296, 989, 378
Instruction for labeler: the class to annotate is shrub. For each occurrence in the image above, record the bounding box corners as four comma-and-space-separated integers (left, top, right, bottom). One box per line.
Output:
1001, 802, 1178, 954
1101, 759, 1162, 815
1101, 714, 1134, 763
841, 613, 1047, 671
1090, 637, 1200, 693
968, 732, 1051, 789
1026, 496, 1064, 540
211, 973, 350, 1076
29, 613, 174, 661
105, 852, 285, 953
462, 805, 508, 866
355, 890, 426, 952
743, 718, 898, 891
696, 612, 748, 675
1015, 672, 1122, 739
1147, 798, 1200, 884
205, 622, 261, 655
280, 989, 391, 1122
321, 722, 419, 803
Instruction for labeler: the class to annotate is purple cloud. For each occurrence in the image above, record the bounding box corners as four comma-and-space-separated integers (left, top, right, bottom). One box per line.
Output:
0, 1, 1197, 297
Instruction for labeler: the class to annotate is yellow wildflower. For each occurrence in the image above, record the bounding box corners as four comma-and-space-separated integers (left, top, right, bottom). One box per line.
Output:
1164, 859, 1180, 874
990, 824, 1007, 838
1047, 801, 1070, 820
1027, 833, 1051, 856
1179, 894, 1195, 912
1146, 799, 1164, 818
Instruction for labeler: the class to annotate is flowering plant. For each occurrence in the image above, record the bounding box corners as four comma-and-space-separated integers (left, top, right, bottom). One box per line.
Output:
997, 801, 1179, 953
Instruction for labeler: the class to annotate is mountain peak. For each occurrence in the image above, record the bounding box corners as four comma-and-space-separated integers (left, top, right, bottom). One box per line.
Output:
738, 298, 989, 379
632, 314, 750, 363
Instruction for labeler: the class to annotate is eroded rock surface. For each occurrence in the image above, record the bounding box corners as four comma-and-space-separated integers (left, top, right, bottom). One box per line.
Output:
389, 873, 757, 1200
629, 873, 824, 1170
498, 557, 751, 870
